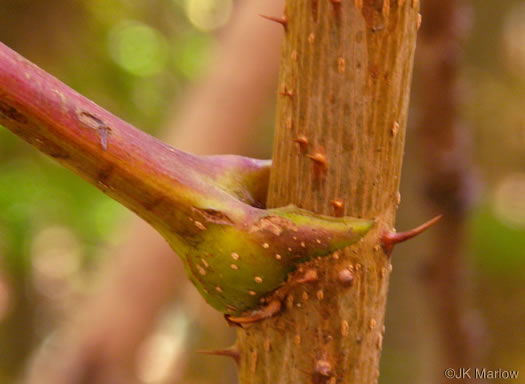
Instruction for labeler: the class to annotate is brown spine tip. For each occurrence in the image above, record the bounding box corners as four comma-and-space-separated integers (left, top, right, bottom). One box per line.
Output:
307, 149, 328, 179
196, 346, 240, 365
306, 151, 328, 168
293, 135, 309, 152
259, 14, 288, 30
381, 215, 443, 255
330, 199, 345, 217
278, 84, 294, 98
417, 13, 422, 30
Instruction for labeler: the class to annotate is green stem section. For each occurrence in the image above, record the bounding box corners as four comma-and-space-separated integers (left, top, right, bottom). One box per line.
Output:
237, 1, 419, 383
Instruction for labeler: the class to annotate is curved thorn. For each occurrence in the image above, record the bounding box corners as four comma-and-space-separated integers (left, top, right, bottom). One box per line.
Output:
259, 14, 288, 30
293, 135, 309, 151
278, 87, 294, 98
381, 215, 443, 255
306, 152, 328, 169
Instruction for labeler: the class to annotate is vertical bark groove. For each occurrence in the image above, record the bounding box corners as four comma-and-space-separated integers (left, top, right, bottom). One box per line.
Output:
238, 1, 419, 383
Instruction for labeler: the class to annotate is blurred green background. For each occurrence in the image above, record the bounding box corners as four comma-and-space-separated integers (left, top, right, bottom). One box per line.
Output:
0, 0, 524, 383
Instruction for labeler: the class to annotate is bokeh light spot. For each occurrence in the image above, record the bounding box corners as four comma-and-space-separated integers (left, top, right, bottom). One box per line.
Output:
493, 172, 525, 228
185, 0, 233, 31
31, 226, 82, 299
173, 33, 211, 79
137, 308, 190, 383
108, 20, 168, 77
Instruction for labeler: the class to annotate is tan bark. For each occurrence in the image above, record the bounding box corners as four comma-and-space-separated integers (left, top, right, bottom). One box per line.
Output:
237, 1, 419, 383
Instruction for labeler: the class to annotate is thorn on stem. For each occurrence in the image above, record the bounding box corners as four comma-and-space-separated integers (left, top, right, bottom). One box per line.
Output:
307, 149, 328, 179
307, 153, 327, 165
279, 85, 294, 98
259, 14, 288, 30
330, 199, 344, 217
381, 215, 443, 255
306, 151, 327, 168
196, 346, 240, 365
293, 135, 309, 151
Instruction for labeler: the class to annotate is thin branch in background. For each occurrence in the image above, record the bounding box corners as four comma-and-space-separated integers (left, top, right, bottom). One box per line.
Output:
416, 0, 482, 379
